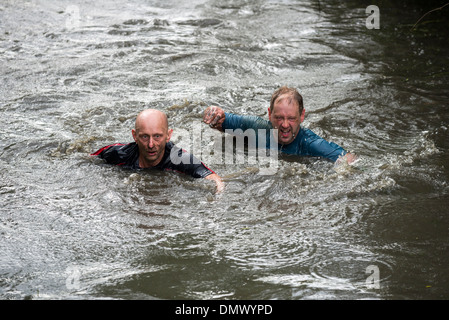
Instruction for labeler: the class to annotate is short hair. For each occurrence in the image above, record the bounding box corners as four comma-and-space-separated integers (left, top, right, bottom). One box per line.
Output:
270, 86, 304, 114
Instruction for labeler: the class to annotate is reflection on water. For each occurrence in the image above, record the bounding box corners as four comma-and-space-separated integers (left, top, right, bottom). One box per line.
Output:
1, 0, 448, 299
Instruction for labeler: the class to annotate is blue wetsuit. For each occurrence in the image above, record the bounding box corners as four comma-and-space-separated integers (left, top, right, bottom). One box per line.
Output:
91, 141, 214, 178
222, 112, 347, 162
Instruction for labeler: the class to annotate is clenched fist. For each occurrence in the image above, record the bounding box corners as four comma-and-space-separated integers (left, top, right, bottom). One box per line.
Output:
203, 106, 225, 131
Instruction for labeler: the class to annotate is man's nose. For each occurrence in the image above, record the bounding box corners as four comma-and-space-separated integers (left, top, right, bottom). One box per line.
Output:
148, 137, 154, 148
281, 119, 289, 127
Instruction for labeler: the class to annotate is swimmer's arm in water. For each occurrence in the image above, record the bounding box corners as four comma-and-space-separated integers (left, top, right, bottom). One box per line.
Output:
205, 173, 225, 193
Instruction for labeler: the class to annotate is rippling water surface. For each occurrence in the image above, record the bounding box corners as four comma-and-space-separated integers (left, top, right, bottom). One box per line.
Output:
1, 0, 448, 299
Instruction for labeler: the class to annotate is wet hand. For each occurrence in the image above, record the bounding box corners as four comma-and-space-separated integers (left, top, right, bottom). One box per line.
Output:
205, 173, 225, 194
337, 152, 358, 165
203, 106, 225, 130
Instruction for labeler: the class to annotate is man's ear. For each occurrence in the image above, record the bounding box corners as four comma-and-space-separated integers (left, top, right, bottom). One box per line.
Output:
300, 108, 305, 123
268, 107, 272, 121
167, 128, 173, 142
132, 129, 137, 142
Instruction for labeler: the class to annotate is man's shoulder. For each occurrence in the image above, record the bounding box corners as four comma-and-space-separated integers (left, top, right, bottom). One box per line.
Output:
91, 142, 138, 166
296, 127, 347, 161
160, 141, 192, 166
160, 141, 214, 178
297, 127, 322, 141
103, 142, 138, 154
163, 141, 182, 157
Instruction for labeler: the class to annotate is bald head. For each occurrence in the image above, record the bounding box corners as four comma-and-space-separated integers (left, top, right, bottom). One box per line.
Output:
132, 109, 173, 168
134, 109, 169, 133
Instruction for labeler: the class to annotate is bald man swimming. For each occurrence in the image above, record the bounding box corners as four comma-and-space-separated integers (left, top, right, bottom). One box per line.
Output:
91, 109, 224, 193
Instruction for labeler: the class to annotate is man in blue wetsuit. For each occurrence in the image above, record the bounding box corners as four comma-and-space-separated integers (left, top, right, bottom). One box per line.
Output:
203, 86, 356, 164
91, 109, 224, 192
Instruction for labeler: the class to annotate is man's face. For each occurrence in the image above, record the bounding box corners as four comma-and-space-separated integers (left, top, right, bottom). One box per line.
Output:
268, 96, 304, 145
132, 115, 172, 168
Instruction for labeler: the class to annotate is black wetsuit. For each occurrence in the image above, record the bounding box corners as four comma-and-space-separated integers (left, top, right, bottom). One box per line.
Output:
91, 141, 214, 178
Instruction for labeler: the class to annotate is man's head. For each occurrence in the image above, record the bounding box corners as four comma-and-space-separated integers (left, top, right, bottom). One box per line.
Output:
132, 109, 173, 168
268, 86, 305, 145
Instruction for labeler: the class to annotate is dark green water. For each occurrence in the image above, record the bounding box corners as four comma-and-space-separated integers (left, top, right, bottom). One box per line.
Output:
1, 0, 448, 299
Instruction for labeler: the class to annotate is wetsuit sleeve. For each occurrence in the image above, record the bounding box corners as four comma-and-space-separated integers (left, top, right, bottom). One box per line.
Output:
180, 152, 215, 178
301, 130, 347, 162
90, 143, 138, 166
190, 163, 215, 178
222, 112, 272, 131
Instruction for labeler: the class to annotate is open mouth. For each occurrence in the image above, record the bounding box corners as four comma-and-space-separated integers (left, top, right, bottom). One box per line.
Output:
280, 129, 291, 139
